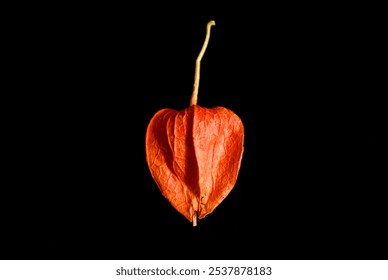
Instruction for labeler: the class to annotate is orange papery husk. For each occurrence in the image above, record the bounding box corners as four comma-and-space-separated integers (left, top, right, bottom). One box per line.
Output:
145, 104, 244, 224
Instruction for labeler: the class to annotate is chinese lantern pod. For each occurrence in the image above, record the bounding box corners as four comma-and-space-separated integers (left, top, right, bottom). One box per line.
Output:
146, 105, 244, 224
145, 20, 244, 226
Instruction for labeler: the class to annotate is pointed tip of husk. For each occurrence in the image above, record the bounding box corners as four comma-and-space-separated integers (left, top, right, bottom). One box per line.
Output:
192, 213, 197, 227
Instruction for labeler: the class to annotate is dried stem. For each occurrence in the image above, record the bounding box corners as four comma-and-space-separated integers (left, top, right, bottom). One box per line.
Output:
190, 20, 216, 106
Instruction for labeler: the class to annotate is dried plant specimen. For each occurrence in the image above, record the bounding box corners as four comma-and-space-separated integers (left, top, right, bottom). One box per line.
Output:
146, 21, 244, 226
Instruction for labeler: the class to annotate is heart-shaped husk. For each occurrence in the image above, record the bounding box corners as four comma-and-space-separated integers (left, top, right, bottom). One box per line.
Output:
146, 105, 244, 225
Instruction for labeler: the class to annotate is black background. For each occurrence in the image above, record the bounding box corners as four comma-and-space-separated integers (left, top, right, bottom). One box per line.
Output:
2, 4, 385, 260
